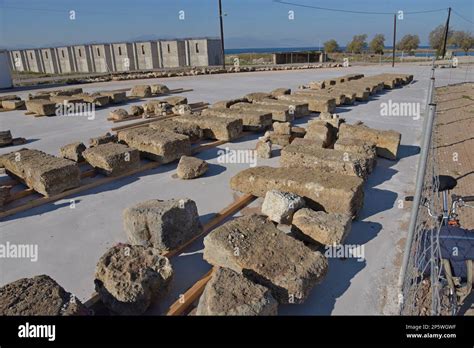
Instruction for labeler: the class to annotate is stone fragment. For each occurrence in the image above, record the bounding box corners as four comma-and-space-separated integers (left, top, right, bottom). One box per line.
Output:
196, 267, 278, 316
162, 96, 188, 106
293, 208, 352, 246
203, 214, 328, 304
124, 198, 202, 251
82, 143, 140, 176
0, 148, 80, 196
244, 92, 272, 102
176, 156, 208, 179
109, 109, 129, 121
212, 98, 248, 109
150, 84, 170, 94
272, 122, 291, 135
172, 104, 192, 115
230, 166, 364, 217
1, 100, 25, 110
255, 139, 272, 159
230, 102, 294, 122
94, 244, 173, 315
291, 126, 306, 138
0, 275, 86, 316
130, 85, 152, 98
149, 119, 203, 142
89, 133, 117, 147
304, 120, 335, 148
334, 138, 377, 174
263, 131, 291, 146
277, 94, 336, 113
118, 128, 191, 163
99, 91, 126, 104
270, 88, 291, 97
261, 190, 305, 224
0, 185, 10, 206
254, 99, 309, 118
143, 100, 172, 115
0, 130, 13, 147
130, 105, 144, 116
59, 142, 86, 162
174, 115, 242, 141
202, 107, 272, 129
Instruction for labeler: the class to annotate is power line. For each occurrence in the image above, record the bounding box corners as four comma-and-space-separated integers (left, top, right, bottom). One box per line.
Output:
451, 9, 474, 24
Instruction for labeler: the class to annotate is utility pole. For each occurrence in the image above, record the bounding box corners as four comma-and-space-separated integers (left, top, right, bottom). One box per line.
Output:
392, 13, 397, 67
218, 0, 226, 69
441, 7, 451, 59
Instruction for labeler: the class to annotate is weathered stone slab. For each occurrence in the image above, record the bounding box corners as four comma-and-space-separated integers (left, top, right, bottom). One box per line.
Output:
149, 119, 203, 142
263, 131, 291, 146
174, 115, 242, 141
196, 267, 278, 315
212, 98, 248, 109
304, 120, 335, 148
281, 142, 371, 179
177, 156, 208, 179
272, 122, 291, 135
150, 84, 170, 94
99, 91, 126, 104
118, 128, 191, 163
2, 100, 25, 110
0, 130, 13, 147
0, 148, 80, 196
270, 88, 291, 97
295, 90, 346, 106
244, 92, 272, 102
277, 94, 336, 113
49, 96, 84, 104
82, 143, 140, 176
95, 244, 173, 315
261, 190, 305, 224
59, 142, 86, 162
255, 139, 272, 158
143, 100, 172, 115
254, 98, 309, 118
25, 99, 57, 116
230, 102, 294, 122
50, 88, 83, 96
230, 166, 364, 217
203, 214, 328, 304
124, 198, 202, 251
293, 208, 352, 245
329, 86, 369, 101
308, 81, 325, 89
162, 96, 188, 106
291, 137, 324, 147
130, 85, 152, 98
130, 105, 144, 116
202, 107, 272, 129
89, 133, 117, 147
338, 123, 401, 160
73, 93, 110, 106
319, 112, 345, 130
0, 275, 86, 316
291, 126, 306, 138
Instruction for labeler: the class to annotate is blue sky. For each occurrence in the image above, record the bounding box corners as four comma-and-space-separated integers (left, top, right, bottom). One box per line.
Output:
0, 0, 472, 49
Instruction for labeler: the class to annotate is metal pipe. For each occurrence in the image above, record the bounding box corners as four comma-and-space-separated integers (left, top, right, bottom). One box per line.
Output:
398, 101, 438, 313
392, 14, 397, 67
218, 0, 226, 69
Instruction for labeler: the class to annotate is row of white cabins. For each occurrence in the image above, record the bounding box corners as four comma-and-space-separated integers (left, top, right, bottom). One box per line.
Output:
9, 38, 223, 74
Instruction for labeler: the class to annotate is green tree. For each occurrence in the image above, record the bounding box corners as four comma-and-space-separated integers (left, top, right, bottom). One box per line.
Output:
449, 31, 474, 53
346, 34, 368, 54
397, 34, 420, 54
324, 39, 339, 53
370, 34, 385, 54
429, 25, 452, 55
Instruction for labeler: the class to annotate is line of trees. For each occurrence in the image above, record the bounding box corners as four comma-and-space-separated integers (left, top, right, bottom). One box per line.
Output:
323, 27, 473, 55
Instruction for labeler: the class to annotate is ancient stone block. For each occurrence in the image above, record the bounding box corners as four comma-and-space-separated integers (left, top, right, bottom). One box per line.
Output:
291, 137, 324, 147
150, 84, 170, 94
230, 102, 294, 122
230, 166, 364, 217
99, 91, 127, 104
89, 133, 117, 147
0, 275, 86, 316
244, 92, 272, 102
272, 122, 291, 135
109, 109, 129, 121
304, 120, 335, 148
308, 81, 325, 89
196, 267, 278, 316
263, 131, 291, 146
295, 90, 346, 106
25, 100, 57, 116
255, 139, 272, 159
281, 142, 370, 179
59, 142, 86, 162
174, 115, 242, 141
143, 100, 172, 115
291, 126, 306, 138
334, 138, 377, 174
277, 94, 336, 113
124, 198, 202, 254
338, 123, 401, 160
74, 93, 110, 107
0, 148, 80, 196
202, 107, 272, 129
149, 119, 203, 142
162, 96, 188, 106
118, 128, 191, 163
82, 143, 140, 176
95, 244, 173, 315
293, 208, 352, 246
0, 185, 10, 206
270, 88, 291, 97
203, 214, 328, 304
212, 98, 248, 109
261, 190, 305, 224
130, 105, 144, 116
130, 85, 152, 98
1, 100, 25, 110
176, 156, 208, 179
49, 96, 84, 104
0, 130, 13, 147
254, 99, 309, 118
